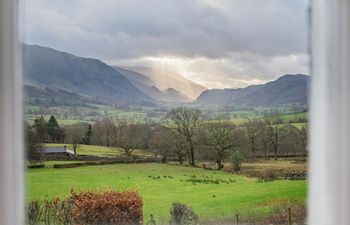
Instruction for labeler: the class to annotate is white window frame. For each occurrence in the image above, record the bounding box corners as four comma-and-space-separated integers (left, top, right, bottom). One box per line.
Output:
309, 0, 350, 225
0, 0, 24, 225
0, 0, 349, 224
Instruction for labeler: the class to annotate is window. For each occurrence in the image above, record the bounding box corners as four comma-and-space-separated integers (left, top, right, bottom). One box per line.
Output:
0, 0, 349, 225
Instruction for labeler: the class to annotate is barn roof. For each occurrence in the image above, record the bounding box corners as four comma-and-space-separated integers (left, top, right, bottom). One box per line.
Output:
42, 146, 74, 155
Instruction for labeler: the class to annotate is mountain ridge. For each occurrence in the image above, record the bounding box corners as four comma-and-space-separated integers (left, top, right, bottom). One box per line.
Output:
23, 44, 309, 110
122, 66, 207, 100
23, 44, 154, 106
195, 74, 309, 108
113, 66, 192, 102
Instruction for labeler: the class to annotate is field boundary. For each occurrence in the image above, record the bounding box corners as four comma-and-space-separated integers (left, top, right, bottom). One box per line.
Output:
28, 157, 162, 169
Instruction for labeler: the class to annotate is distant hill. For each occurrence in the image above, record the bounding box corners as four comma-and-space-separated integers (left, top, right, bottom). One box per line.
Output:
195, 74, 309, 108
22, 44, 308, 110
114, 67, 192, 102
122, 66, 207, 100
23, 44, 154, 106
24, 85, 101, 107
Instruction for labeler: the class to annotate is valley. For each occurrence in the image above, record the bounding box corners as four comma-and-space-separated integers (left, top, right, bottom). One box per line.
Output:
23, 44, 309, 124
24, 44, 309, 225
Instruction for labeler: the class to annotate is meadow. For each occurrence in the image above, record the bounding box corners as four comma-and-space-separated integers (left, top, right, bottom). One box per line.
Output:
25, 104, 308, 128
26, 163, 306, 223
44, 143, 153, 157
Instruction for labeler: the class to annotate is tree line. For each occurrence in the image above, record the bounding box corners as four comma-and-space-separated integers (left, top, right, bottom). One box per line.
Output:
26, 107, 308, 169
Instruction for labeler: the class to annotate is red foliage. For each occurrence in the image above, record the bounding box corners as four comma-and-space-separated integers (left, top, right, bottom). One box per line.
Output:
70, 190, 143, 225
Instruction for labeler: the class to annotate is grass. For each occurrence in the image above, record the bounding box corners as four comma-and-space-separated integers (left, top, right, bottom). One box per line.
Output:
25, 105, 162, 125
26, 115, 90, 125
26, 163, 306, 223
205, 111, 307, 127
28, 160, 86, 168
280, 112, 307, 123
44, 144, 152, 157
290, 122, 306, 129
26, 106, 308, 127
242, 159, 307, 171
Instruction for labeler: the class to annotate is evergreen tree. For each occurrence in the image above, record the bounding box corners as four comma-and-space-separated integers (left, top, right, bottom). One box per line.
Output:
47, 115, 61, 142
83, 124, 92, 145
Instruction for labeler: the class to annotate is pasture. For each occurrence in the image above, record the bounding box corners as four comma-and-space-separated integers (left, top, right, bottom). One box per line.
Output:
44, 143, 153, 157
26, 163, 306, 223
242, 159, 307, 171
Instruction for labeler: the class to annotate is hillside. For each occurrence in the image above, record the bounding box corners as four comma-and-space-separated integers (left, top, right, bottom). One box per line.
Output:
114, 67, 192, 102
196, 74, 309, 107
123, 66, 207, 100
23, 44, 154, 106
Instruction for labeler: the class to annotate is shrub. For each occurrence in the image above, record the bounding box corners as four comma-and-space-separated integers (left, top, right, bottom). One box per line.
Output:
244, 169, 278, 182
26, 197, 73, 225
26, 201, 42, 225
231, 150, 245, 173
51, 198, 72, 225
71, 190, 143, 225
170, 203, 199, 225
284, 170, 307, 180
27, 164, 45, 169
263, 168, 277, 181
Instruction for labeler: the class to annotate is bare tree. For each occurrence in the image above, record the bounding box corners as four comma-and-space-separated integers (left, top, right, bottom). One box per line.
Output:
149, 125, 173, 163
65, 124, 85, 158
138, 123, 152, 150
264, 114, 284, 159
170, 132, 187, 165
114, 121, 145, 160
299, 124, 308, 153
25, 122, 43, 161
283, 123, 301, 156
91, 118, 116, 147
244, 119, 263, 157
259, 124, 271, 159
203, 121, 242, 170
167, 107, 202, 166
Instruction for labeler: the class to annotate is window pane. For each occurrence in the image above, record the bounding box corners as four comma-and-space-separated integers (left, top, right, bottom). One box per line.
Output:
21, 1, 310, 224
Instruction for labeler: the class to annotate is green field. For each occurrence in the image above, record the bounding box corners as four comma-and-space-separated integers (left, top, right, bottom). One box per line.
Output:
204, 111, 307, 127
25, 105, 163, 125
26, 115, 91, 125
26, 105, 308, 127
291, 122, 307, 129
26, 163, 306, 223
44, 143, 153, 157
280, 112, 307, 122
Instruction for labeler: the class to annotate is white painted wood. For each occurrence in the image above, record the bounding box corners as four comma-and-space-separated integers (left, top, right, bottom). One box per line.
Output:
0, 0, 24, 225
309, 1, 350, 225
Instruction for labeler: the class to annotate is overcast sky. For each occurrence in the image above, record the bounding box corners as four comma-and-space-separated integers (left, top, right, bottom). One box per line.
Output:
21, 0, 310, 89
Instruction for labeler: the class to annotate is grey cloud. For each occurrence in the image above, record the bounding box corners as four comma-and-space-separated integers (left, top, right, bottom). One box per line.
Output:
22, 0, 309, 61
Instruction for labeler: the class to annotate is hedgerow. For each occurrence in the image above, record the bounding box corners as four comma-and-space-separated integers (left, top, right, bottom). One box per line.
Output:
71, 190, 143, 225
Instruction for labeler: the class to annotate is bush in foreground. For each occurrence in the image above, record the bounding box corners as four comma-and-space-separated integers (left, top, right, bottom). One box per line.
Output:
170, 203, 199, 225
71, 190, 143, 225
26, 190, 143, 225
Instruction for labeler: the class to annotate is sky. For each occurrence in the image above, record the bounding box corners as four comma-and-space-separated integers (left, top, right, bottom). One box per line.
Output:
21, 0, 310, 89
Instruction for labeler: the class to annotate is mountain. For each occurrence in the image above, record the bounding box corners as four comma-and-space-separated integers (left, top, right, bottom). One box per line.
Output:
195, 74, 309, 108
121, 66, 207, 100
22, 44, 154, 106
113, 67, 192, 102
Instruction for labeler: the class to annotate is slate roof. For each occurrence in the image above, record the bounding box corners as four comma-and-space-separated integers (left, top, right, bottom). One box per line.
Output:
42, 146, 74, 155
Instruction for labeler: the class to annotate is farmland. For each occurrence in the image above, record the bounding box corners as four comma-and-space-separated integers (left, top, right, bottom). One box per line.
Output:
43, 143, 153, 157
26, 107, 308, 223
26, 163, 306, 223
25, 104, 307, 128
